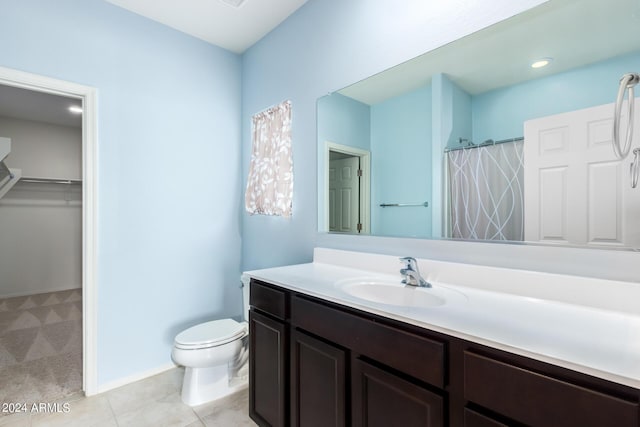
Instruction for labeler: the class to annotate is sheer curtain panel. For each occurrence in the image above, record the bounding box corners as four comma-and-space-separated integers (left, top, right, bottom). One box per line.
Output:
245, 100, 293, 217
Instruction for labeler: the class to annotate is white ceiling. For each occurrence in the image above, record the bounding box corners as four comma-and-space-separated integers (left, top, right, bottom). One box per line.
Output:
104, 0, 309, 53
339, 0, 640, 105
0, 85, 82, 128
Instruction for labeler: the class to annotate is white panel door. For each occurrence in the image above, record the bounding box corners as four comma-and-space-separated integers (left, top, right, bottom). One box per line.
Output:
328, 156, 360, 233
524, 99, 640, 247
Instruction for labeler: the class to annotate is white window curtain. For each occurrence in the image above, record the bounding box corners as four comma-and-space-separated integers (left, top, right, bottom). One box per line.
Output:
446, 140, 524, 241
245, 100, 293, 217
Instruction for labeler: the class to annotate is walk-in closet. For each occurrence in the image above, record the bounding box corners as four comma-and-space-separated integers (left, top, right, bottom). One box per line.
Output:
0, 84, 83, 406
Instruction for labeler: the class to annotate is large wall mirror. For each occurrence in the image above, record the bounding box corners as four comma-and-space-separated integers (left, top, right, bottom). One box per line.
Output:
318, 0, 640, 249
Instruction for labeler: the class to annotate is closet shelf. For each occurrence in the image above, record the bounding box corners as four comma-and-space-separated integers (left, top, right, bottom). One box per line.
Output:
0, 137, 21, 199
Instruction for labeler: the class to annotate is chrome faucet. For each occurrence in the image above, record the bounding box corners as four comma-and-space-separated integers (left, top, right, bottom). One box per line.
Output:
399, 257, 431, 287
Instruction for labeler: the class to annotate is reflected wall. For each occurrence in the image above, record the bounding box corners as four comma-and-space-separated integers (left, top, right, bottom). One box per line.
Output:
319, 49, 640, 243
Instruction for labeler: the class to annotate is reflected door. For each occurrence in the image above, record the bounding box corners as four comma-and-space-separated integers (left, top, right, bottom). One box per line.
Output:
524, 99, 640, 247
329, 156, 360, 233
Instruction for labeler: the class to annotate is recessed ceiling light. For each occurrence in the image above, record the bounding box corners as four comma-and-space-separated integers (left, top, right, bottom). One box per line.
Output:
69, 106, 83, 114
531, 57, 553, 69
218, 0, 246, 8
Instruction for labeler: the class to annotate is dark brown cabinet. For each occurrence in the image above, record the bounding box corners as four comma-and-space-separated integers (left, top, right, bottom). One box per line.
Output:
249, 281, 290, 427
290, 329, 347, 427
249, 279, 640, 427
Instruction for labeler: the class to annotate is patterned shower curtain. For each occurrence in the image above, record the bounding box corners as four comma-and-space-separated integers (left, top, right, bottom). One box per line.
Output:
446, 140, 524, 241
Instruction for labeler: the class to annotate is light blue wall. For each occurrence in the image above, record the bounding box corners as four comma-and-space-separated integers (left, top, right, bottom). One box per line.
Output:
370, 86, 432, 237
317, 93, 371, 151
316, 93, 370, 232
437, 76, 473, 150
432, 74, 473, 236
317, 86, 434, 239
0, 0, 242, 386
472, 50, 640, 142
241, 0, 547, 271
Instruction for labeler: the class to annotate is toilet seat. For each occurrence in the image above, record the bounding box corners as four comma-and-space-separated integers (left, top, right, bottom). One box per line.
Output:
175, 319, 247, 350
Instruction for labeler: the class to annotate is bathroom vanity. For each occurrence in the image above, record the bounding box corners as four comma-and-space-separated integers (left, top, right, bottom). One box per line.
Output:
246, 249, 640, 427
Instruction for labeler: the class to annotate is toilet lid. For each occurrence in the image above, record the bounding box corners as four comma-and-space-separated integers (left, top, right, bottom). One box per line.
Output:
175, 319, 247, 349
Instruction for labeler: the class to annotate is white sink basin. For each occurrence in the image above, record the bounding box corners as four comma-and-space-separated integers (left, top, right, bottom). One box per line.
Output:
335, 277, 466, 308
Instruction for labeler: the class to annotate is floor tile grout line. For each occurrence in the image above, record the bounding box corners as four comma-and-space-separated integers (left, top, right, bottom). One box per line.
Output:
193, 405, 207, 426
105, 393, 121, 427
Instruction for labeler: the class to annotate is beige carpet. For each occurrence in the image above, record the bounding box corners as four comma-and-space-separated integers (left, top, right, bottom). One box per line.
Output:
0, 289, 82, 412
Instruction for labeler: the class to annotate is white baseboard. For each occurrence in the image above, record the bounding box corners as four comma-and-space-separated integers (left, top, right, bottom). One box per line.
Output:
95, 362, 178, 395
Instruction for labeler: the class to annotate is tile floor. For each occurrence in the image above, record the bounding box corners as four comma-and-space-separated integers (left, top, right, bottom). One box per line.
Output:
0, 367, 256, 427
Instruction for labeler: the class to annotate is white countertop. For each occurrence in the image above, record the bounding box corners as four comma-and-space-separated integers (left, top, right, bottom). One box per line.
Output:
245, 248, 640, 389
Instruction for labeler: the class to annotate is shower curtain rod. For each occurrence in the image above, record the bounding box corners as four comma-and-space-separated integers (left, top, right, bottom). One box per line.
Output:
444, 136, 523, 152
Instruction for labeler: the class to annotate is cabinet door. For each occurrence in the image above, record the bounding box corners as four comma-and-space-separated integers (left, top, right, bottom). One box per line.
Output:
291, 329, 347, 427
352, 358, 444, 427
249, 310, 288, 427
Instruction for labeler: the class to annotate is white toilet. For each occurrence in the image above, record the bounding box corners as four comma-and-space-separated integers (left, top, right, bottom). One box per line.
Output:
171, 277, 250, 406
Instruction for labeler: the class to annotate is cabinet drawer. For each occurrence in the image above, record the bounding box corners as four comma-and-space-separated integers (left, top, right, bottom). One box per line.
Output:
464, 351, 639, 427
291, 295, 445, 388
250, 279, 288, 320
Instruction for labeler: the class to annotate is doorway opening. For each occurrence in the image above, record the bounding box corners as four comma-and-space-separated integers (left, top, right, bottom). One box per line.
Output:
324, 142, 370, 234
0, 66, 97, 398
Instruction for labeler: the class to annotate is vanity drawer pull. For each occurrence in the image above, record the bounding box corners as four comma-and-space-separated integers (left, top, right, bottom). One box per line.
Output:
291, 295, 445, 388
250, 280, 288, 320
464, 351, 639, 427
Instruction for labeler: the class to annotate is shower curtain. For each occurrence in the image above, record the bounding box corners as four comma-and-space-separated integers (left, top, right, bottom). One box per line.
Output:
446, 140, 524, 241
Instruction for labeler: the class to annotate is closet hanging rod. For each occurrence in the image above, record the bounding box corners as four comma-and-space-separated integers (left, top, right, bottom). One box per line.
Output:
20, 177, 82, 185
380, 202, 429, 208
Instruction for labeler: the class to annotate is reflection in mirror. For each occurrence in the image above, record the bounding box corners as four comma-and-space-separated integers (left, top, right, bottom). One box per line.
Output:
325, 142, 370, 234
317, 0, 640, 248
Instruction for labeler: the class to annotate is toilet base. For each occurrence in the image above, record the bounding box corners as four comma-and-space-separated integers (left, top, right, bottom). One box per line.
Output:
181, 364, 247, 407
